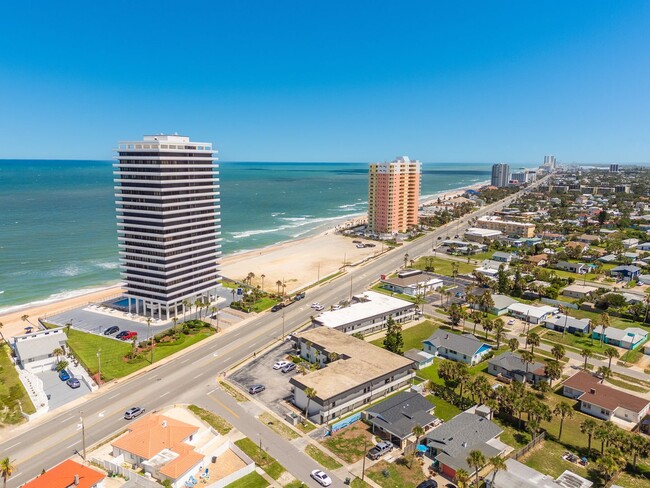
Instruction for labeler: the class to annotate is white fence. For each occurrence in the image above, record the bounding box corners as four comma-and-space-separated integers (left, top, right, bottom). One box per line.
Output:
91, 458, 160, 488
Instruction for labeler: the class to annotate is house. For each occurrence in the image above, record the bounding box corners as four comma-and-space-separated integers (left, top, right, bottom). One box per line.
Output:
610, 265, 641, 282
488, 352, 547, 384
598, 254, 618, 263
507, 302, 558, 325
475, 259, 508, 277
526, 254, 548, 266
566, 241, 589, 254
592, 326, 647, 350
622, 238, 640, 249
11, 328, 68, 373
469, 292, 517, 316
289, 327, 415, 424
562, 284, 598, 299
487, 458, 593, 488
21, 460, 105, 488
638, 274, 650, 285
637, 242, 650, 251
380, 270, 443, 296
555, 261, 587, 274
365, 391, 439, 449
539, 232, 565, 242
424, 412, 506, 479
563, 371, 650, 426
544, 314, 591, 335
464, 228, 503, 242
577, 234, 601, 245
403, 349, 435, 369
312, 291, 417, 335
422, 331, 492, 365
491, 251, 514, 263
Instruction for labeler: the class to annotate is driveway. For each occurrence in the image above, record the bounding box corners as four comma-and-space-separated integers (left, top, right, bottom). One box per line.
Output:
37, 369, 92, 410
229, 342, 300, 417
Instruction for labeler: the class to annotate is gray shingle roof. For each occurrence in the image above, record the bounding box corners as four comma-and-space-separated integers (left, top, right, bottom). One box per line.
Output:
489, 352, 545, 376
423, 331, 488, 357
366, 392, 437, 439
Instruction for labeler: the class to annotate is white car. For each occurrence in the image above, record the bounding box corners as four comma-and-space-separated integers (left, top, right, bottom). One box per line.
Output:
310, 470, 332, 487
314, 305, 325, 311
331, 304, 342, 311
507, 319, 515, 325
311, 302, 321, 309
273, 360, 291, 370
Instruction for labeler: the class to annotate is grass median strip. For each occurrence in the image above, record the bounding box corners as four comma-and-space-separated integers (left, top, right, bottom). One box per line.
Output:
305, 444, 343, 470
188, 404, 232, 435
235, 437, 286, 480
259, 412, 300, 440
220, 381, 249, 402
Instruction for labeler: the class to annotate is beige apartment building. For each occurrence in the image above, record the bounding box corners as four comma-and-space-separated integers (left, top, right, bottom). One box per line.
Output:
476, 216, 535, 238
368, 156, 421, 235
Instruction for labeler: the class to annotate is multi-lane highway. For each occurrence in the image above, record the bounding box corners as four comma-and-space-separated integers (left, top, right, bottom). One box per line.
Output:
0, 175, 550, 487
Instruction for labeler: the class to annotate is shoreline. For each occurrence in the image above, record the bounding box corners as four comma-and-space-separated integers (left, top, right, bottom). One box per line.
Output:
0, 180, 487, 330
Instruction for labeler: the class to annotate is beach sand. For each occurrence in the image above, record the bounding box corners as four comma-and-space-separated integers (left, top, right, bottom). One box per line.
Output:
0, 182, 484, 339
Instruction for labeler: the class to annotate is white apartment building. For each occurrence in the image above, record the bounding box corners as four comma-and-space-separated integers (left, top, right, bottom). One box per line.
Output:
114, 135, 221, 319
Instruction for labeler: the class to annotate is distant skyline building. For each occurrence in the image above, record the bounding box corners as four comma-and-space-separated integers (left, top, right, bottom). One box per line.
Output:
368, 156, 421, 235
491, 163, 510, 187
610, 163, 619, 173
543, 155, 557, 168
114, 134, 221, 319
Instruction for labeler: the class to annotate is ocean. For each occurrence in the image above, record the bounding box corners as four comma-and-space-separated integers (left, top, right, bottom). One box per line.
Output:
0, 160, 492, 311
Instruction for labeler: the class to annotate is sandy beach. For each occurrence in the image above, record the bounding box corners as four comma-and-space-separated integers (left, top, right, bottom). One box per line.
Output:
0, 181, 485, 339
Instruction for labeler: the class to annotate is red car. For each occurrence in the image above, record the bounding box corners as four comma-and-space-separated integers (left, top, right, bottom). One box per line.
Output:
121, 331, 137, 341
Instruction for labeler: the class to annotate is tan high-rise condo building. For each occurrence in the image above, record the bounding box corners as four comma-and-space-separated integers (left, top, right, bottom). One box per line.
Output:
114, 134, 221, 319
368, 156, 421, 235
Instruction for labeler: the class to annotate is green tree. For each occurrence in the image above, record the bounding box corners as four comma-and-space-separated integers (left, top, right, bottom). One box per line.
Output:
410, 424, 425, 468
449, 303, 463, 329
489, 455, 507, 486
493, 319, 505, 349
466, 449, 486, 487
551, 344, 565, 362
0, 457, 15, 488
553, 401, 574, 441
304, 387, 317, 418
544, 361, 562, 387
580, 418, 598, 455
520, 350, 535, 376
580, 348, 593, 370
508, 338, 519, 352
603, 346, 619, 369
481, 317, 493, 340
527, 332, 540, 355
470, 311, 482, 336
383, 317, 404, 354
455, 469, 471, 488
626, 433, 650, 472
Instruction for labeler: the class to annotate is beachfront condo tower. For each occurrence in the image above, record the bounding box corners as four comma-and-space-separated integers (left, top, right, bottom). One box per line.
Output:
491, 163, 510, 188
368, 156, 421, 235
114, 134, 221, 319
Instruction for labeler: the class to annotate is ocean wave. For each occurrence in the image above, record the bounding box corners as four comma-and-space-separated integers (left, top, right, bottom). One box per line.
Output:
230, 214, 360, 240
94, 261, 120, 270
337, 201, 367, 209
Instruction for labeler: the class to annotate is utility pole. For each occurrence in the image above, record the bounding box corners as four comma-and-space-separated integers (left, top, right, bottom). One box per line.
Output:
317, 262, 321, 282
97, 349, 101, 386
282, 308, 286, 341
349, 275, 353, 302
80, 412, 86, 460
361, 436, 368, 481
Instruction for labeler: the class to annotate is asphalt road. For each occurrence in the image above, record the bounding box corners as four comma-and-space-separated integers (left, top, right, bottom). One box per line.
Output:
0, 175, 551, 487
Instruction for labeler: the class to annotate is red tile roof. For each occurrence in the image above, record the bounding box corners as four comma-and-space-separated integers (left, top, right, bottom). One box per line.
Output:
22, 460, 105, 488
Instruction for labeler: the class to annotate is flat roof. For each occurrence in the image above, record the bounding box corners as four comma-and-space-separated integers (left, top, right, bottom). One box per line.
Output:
13, 330, 67, 361
508, 302, 558, 319
464, 228, 503, 236
381, 273, 443, 288
314, 291, 415, 328
291, 328, 414, 400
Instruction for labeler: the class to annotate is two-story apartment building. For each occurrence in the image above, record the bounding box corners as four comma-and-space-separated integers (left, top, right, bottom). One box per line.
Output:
379, 270, 443, 296
422, 331, 492, 365
289, 328, 415, 424
475, 216, 535, 238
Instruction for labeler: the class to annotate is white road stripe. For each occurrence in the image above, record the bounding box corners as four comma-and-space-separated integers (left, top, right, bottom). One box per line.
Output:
66, 441, 79, 449
4, 441, 21, 450
193, 372, 203, 379
160, 391, 170, 398
108, 393, 120, 400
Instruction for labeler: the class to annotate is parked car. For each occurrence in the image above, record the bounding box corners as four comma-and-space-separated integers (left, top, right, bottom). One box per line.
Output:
311, 302, 322, 309
295, 292, 306, 300
121, 331, 137, 341
273, 360, 291, 370
507, 319, 515, 325
365, 243, 376, 247
248, 384, 265, 395
271, 304, 284, 312
115, 330, 129, 340
368, 441, 393, 460
281, 363, 296, 373
66, 378, 81, 389
310, 470, 332, 487
124, 406, 145, 420
416, 480, 438, 488
104, 326, 120, 335
314, 305, 324, 311
331, 304, 342, 311
356, 243, 365, 248
455, 292, 463, 297
352, 240, 362, 243
58, 369, 71, 381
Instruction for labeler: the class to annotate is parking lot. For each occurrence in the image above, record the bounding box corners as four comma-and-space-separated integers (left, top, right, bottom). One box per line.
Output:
229, 342, 300, 417
47, 308, 158, 341
37, 369, 92, 410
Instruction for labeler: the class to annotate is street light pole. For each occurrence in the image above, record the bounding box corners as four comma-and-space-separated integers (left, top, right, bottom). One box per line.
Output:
97, 349, 101, 386
282, 308, 285, 341
361, 436, 368, 481
80, 412, 86, 460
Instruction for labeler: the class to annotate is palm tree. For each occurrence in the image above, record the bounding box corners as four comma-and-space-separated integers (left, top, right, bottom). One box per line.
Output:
410, 425, 425, 468
247, 272, 255, 286
551, 344, 565, 362
0, 457, 15, 488
626, 433, 650, 472
466, 449, 486, 487
595, 421, 616, 455
598, 312, 610, 347
0, 322, 5, 344
304, 387, 317, 418
493, 319, 505, 349
508, 338, 519, 352
580, 348, 593, 370
260, 274, 266, 292
520, 350, 535, 377
470, 311, 482, 336
403, 253, 409, 268
52, 347, 64, 362
21, 314, 30, 326
603, 346, 619, 369
171, 317, 179, 333
580, 418, 598, 455
276, 280, 282, 294
527, 332, 540, 355
481, 318, 493, 340
182, 299, 191, 322
455, 469, 471, 488
553, 401, 574, 441
544, 361, 562, 387
489, 455, 507, 486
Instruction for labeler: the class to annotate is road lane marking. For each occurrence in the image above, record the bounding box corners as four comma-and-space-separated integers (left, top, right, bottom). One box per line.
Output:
180, 358, 192, 364
193, 372, 204, 379
207, 392, 240, 418
108, 393, 120, 400
160, 391, 170, 398
4, 441, 21, 450
98, 411, 105, 418
66, 441, 79, 449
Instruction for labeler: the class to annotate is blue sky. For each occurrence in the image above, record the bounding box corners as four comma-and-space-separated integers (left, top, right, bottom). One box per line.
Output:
0, 1, 648, 163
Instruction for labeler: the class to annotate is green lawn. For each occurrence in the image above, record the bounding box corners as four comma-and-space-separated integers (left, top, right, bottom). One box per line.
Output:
225, 471, 269, 488
305, 444, 343, 470
541, 329, 608, 356
425, 394, 460, 421
259, 412, 300, 440
0, 344, 36, 424
493, 417, 531, 449
524, 439, 591, 481
370, 320, 440, 351
252, 297, 280, 313
235, 438, 286, 480
188, 405, 232, 435
413, 256, 475, 276
67, 327, 215, 381
367, 459, 426, 488
321, 421, 375, 464
569, 308, 646, 330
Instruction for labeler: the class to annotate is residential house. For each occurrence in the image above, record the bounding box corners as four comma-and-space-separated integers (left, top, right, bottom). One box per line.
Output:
365, 391, 439, 449
507, 303, 558, 325
487, 352, 547, 384
544, 314, 591, 335
562, 284, 598, 299
555, 261, 587, 274
563, 371, 650, 426
403, 349, 435, 370
598, 254, 618, 264
424, 412, 507, 480
610, 265, 641, 282
470, 293, 517, 316
312, 291, 417, 335
592, 326, 647, 350
622, 238, 640, 249
464, 228, 503, 242
526, 254, 548, 266
577, 234, 601, 245
11, 328, 68, 373
475, 259, 508, 278
491, 251, 514, 263
638, 274, 650, 285
566, 241, 589, 254
637, 242, 650, 251
21, 460, 105, 488
289, 327, 415, 424
487, 459, 593, 488
380, 270, 443, 296
422, 331, 492, 365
